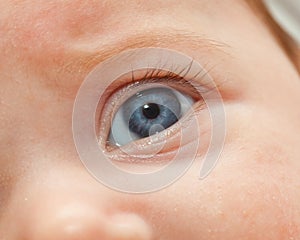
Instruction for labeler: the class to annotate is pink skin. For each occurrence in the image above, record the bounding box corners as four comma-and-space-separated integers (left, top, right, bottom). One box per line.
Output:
0, 0, 300, 239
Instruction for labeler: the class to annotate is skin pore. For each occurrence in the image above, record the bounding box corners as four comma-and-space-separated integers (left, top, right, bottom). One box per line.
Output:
0, 0, 300, 239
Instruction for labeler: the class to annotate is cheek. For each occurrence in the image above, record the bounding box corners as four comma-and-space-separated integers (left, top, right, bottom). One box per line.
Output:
143, 146, 299, 240
140, 104, 300, 240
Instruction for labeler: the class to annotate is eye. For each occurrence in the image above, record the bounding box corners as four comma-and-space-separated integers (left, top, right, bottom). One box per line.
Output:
73, 48, 225, 191
109, 86, 195, 146
91, 49, 215, 151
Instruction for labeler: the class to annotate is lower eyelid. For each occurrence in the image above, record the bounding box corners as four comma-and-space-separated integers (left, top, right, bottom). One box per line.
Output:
97, 77, 209, 147
103, 100, 206, 159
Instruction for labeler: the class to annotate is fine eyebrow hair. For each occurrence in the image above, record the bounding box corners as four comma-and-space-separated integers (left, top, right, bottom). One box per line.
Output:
65, 30, 230, 74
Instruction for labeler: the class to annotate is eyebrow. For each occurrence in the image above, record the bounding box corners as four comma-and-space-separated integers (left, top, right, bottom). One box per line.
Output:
64, 30, 230, 74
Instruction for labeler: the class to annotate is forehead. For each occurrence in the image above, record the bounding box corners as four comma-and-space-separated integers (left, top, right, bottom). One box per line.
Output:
1, 0, 245, 44
0, 0, 264, 96
0, 1, 238, 74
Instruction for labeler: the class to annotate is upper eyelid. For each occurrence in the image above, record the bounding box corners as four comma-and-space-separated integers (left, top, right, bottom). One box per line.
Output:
97, 61, 217, 148
98, 61, 216, 117
64, 30, 231, 76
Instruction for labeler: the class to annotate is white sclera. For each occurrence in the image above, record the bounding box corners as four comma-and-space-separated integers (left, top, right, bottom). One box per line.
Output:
109, 86, 194, 147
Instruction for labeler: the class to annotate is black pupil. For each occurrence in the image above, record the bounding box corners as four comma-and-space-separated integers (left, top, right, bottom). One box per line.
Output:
142, 103, 160, 119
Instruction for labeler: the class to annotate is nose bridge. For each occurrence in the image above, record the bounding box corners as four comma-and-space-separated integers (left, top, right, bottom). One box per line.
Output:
16, 173, 153, 240
28, 201, 152, 240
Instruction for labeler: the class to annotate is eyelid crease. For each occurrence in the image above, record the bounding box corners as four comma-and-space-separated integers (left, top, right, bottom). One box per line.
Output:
64, 30, 231, 75
99, 65, 213, 122
101, 59, 220, 105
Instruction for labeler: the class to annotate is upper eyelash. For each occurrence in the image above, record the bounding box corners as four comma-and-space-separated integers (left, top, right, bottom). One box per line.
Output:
96, 58, 221, 151
127, 67, 215, 98
131, 59, 197, 84
98, 57, 219, 104
98, 60, 219, 125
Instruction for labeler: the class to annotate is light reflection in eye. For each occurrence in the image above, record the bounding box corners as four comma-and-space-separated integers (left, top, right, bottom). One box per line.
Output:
109, 86, 195, 146
73, 47, 225, 191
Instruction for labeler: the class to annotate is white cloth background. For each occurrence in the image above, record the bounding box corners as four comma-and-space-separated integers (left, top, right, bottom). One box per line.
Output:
264, 0, 300, 44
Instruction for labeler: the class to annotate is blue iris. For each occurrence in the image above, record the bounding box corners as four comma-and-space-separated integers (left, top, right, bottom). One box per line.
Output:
122, 87, 181, 138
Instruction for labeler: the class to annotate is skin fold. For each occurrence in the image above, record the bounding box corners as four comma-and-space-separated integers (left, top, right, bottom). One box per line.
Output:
0, 0, 300, 239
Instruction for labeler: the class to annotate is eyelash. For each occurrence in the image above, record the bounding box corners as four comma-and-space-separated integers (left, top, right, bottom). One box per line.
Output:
97, 62, 215, 149
130, 62, 213, 96
104, 62, 213, 104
